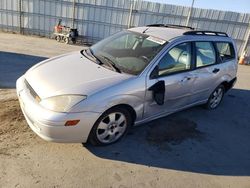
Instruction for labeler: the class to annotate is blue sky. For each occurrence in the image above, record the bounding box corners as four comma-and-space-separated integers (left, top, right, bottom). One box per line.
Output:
147, 0, 250, 13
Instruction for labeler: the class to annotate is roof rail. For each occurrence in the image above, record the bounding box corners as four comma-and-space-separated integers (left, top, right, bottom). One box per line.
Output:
146, 24, 194, 30
183, 30, 228, 37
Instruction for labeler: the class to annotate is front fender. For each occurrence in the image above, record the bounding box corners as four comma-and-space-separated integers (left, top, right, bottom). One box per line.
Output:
72, 94, 145, 122
99, 94, 144, 120
71, 75, 146, 121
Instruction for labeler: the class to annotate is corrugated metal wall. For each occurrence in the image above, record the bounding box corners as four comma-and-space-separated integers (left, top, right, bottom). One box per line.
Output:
0, 0, 249, 55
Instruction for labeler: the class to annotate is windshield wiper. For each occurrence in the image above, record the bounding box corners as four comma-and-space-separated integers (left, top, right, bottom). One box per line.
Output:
86, 48, 104, 65
99, 55, 122, 73
84, 48, 121, 73
81, 49, 97, 63
88, 48, 96, 59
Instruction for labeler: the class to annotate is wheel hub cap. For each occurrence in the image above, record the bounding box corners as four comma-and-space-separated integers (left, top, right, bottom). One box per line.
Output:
210, 88, 223, 108
96, 112, 127, 144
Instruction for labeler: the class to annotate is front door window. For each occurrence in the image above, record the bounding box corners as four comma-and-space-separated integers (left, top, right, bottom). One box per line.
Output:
157, 42, 192, 76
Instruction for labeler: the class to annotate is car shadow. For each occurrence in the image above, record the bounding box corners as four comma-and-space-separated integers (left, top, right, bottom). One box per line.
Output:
0, 51, 47, 88
86, 88, 250, 176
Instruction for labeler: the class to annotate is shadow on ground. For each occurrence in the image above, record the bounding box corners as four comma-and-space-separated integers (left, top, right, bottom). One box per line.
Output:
0, 51, 47, 88
86, 88, 250, 176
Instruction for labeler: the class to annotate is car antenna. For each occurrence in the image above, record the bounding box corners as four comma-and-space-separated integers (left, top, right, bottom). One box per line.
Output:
142, 17, 165, 33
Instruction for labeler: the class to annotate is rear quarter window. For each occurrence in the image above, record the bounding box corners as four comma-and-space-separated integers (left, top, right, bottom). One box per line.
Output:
215, 42, 235, 62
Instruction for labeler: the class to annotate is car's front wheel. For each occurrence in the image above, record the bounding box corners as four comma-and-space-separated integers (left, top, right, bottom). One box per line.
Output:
88, 107, 132, 146
206, 85, 225, 109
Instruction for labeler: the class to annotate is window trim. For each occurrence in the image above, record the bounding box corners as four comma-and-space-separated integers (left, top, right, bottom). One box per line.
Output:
150, 42, 194, 79
213, 41, 236, 63
148, 39, 236, 80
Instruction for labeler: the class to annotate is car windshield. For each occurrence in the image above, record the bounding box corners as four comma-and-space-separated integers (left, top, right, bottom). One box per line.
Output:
90, 30, 167, 75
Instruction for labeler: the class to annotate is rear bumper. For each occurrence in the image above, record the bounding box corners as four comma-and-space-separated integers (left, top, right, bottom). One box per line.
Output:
16, 76, 101, 143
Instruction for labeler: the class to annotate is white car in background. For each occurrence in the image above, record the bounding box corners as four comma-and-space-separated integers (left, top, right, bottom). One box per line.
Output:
17, 24, 237, 146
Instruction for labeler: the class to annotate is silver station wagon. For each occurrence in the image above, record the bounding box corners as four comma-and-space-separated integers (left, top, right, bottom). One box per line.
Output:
17, 24, 237, 145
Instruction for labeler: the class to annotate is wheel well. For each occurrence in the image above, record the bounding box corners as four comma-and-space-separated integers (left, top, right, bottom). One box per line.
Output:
108, 104, 137, 124
221, 80, 234, 92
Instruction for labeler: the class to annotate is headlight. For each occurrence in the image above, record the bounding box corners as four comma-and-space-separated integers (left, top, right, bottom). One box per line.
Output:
40, 95, 87, 112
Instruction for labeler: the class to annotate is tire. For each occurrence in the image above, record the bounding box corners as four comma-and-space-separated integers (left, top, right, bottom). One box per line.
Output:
205, 85, 225, 110
55, 35, 61, 42
64, 37, 69, 44
72, 38, 76, 44
88, 107, 132, 146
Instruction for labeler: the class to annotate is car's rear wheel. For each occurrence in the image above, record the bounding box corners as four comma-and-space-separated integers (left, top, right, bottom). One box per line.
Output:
88, 107, 132, 146
206, 85, 225, 109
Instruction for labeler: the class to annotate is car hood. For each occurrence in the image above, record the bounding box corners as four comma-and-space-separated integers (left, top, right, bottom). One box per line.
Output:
25, 51, 132, 99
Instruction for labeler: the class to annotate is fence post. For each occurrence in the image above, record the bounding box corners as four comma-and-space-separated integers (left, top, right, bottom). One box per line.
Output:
19, 0, 23, 34
72, 0, 76, 28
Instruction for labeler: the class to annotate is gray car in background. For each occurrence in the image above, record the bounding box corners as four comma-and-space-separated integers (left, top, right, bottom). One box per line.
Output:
17, 24, 237, 146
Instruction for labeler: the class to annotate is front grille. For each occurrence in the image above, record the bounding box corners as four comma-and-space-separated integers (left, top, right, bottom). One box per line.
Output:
24, 79, 41, 102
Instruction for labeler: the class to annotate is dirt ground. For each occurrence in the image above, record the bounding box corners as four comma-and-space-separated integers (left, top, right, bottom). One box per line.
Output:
0, 32, 250, 188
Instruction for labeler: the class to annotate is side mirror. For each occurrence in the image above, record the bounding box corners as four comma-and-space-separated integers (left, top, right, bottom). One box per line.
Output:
148, 80, 165, 105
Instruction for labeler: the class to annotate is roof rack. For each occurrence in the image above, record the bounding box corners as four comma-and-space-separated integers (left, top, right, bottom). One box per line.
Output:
146, 24, 194, 30
183, 30, 228, 37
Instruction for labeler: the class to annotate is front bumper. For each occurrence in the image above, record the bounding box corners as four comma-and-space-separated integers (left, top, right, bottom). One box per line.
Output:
16, 76, 101, 143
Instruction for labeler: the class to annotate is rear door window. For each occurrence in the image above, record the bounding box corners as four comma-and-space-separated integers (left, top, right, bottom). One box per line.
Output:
195, 42, 216, 68
215, 42, 235, 62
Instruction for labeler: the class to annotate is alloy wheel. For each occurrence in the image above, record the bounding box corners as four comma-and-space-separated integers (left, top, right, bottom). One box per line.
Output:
96, 112, 127, 144
209, 87, 224, 109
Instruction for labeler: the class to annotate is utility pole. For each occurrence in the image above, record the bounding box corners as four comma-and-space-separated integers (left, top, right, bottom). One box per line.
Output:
241, 23, 250, 57
128, 0, 136, 28
185, 0, 195, 27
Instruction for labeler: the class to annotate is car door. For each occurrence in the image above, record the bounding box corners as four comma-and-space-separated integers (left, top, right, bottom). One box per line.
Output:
144, 42, 195, 118
188, 41, 222, 104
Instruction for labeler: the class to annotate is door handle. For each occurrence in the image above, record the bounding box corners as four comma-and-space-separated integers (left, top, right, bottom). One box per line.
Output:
212, 68, 220, 73
180, 76, 191, 82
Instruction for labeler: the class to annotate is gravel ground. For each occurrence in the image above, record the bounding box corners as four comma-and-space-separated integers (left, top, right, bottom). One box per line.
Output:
0, 32, 250, 188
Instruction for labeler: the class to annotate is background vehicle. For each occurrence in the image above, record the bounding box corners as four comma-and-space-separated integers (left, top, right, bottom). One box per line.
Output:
17, 24, 237, 146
